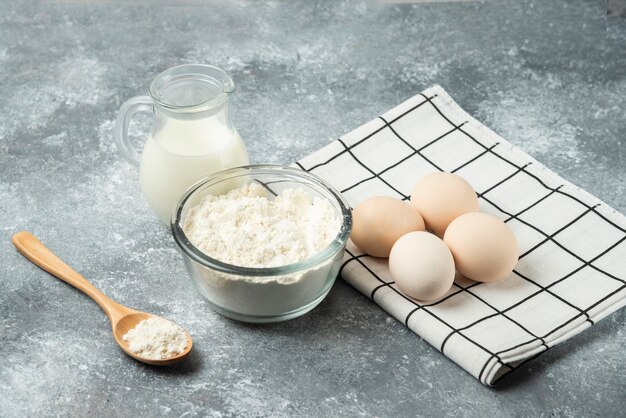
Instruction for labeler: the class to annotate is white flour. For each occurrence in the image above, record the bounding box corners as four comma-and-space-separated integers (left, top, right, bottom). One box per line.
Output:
122, 317, 187, 360
183, 183, 340, 268
181, 182, 342, 318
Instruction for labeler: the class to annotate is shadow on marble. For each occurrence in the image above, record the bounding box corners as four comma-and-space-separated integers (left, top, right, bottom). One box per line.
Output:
129, 347, 204, 376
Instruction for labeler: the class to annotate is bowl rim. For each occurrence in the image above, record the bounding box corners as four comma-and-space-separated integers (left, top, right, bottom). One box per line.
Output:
171, 164, 352, 277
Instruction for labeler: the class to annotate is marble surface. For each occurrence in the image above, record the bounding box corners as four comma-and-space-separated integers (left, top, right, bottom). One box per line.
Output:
1, 0, 625, 416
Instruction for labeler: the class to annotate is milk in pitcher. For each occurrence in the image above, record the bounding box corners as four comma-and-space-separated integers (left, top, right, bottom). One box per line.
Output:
140, 117, 248, 223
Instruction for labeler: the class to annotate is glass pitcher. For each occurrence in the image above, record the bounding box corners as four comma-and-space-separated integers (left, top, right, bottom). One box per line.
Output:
114, 64, 249, 224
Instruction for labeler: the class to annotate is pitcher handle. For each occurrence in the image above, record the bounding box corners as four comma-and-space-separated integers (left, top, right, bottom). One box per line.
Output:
114, 95, 153, 167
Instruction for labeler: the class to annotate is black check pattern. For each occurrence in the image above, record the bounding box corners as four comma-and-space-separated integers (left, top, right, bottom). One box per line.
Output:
296, 86, 626, 385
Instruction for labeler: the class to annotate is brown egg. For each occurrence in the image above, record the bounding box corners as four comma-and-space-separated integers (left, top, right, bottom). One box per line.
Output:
443, 212, 519, 283
410, 172, 479, 237
351, 196, 425, 258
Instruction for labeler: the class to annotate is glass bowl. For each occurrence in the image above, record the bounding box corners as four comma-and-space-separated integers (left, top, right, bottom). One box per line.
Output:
171, 165, 352, 323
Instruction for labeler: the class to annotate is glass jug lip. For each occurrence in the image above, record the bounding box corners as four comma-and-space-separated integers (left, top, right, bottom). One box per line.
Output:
149, 64, 235, 112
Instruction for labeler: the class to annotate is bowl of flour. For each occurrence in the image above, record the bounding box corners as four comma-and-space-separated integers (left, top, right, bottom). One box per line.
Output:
171, 165, 352, 323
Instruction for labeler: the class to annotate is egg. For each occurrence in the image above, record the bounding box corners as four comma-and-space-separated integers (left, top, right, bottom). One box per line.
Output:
410, 172, 479, 237
444, 212, 519, 283
389, 231, 455, 301
351, 196, 425, 258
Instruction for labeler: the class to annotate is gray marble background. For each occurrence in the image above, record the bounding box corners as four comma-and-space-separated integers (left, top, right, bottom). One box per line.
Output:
1, 0, 625, 416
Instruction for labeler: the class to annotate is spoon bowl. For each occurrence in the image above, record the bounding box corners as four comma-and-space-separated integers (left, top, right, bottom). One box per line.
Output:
113, 312, 193, 366
12, 231, 192, 366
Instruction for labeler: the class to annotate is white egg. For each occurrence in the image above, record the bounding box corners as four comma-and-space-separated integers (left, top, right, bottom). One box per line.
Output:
389, 231, 455, 301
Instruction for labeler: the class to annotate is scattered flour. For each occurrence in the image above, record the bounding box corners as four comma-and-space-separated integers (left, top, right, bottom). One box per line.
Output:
122, 317, 187, 360
183, 182, 341, 268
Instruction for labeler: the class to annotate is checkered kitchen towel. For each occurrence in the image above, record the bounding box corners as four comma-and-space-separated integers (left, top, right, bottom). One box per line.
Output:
296, 85, 626, 385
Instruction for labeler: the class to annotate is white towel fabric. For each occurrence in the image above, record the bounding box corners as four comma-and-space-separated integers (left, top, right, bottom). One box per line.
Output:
296, 85, 626, 385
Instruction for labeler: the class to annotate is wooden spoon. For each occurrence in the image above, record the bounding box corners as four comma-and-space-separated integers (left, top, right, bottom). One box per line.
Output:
12, 231, 192, 366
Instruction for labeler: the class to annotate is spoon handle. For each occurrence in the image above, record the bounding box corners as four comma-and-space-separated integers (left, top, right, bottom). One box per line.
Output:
12, 231, 127, 320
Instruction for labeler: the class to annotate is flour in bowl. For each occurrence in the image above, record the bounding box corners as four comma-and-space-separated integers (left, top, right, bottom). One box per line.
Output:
178, 181, 346, 319
182, 182, 341, 268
